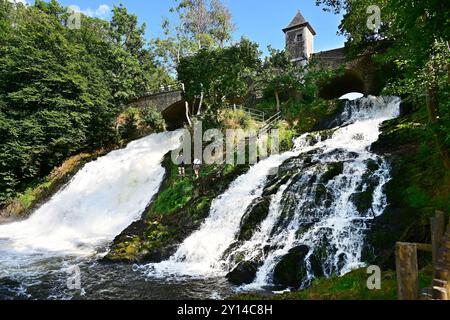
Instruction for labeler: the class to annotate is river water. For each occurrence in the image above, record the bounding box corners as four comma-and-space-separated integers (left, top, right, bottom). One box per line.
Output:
0, 96, 400, 299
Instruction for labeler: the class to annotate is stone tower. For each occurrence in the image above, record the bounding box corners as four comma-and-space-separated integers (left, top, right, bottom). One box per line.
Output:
283, 10, 316, 64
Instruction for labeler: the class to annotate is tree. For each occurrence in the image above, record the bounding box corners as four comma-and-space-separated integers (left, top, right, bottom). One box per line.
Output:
259, 48, 303, 112
0, 0, 167, 204
316, 0, 449, 165
151, 0, 235, 75
177, 38, 261, 119
108, 5, 162, 102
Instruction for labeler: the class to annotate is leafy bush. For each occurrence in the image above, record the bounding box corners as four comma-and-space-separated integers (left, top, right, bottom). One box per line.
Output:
141, 107, 166, 132
0, 1, 166, 205
217, 108, 259, 130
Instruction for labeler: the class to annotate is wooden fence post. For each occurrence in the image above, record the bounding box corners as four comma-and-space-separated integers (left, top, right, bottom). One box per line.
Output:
431, 210, 445, 277
432, 279, 449, 300
396, 242, 419, 300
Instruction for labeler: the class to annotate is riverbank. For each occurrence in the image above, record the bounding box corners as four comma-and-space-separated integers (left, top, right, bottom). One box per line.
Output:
231, 266, 433, 300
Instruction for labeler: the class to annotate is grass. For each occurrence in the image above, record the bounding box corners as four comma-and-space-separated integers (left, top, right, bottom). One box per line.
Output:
232, 267, 433, 300
152, 178, 194, 216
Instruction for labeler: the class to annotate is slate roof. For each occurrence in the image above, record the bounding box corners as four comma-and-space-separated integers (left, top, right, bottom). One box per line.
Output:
283, 10, 316, 35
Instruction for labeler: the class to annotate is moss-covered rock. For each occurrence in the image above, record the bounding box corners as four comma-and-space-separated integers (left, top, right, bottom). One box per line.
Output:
320, 162, 344, 184
365, 111, 449, 269
105, 152, 250, 263
238, 198, 271, 242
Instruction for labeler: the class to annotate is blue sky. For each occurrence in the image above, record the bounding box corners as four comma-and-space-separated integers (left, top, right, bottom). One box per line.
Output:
54, 0, 346, 55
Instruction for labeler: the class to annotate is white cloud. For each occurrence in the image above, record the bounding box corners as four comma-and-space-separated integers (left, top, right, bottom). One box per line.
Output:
81, 4, 111, 19
8, 0, 28, 5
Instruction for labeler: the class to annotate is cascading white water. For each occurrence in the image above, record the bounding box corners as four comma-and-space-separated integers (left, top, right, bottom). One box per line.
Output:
236, 96, 400, 289
145, 152, 298, 277
0, 131, 182, 268
145, 96, 400, 290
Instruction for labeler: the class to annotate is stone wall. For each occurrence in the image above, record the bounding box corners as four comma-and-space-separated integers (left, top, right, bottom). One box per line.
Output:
130, 90, 183, 113
314, 48, 382, 96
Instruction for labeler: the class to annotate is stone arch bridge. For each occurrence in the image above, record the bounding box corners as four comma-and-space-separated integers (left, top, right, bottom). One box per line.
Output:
129, 49, 383, 127
312, 47, 385, 99
128, 82, 188, 129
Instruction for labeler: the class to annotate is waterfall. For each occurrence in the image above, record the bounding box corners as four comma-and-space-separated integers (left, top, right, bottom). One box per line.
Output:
0, 131, 182, 268
145, 152, 298, 277
146, 96, 400, 290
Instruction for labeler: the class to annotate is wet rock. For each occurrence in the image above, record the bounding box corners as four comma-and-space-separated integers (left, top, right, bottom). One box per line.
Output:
365, 158, 380, 172
350, 172, 380, 214
315, 184, 331, 205
273, 245, 320, 288
313, 100, 347, 130
262, 173, 292, 197
226, 261, 259, 285
350, 190, 374, 214
238, 198, 271, 241
320, 162, 344, 184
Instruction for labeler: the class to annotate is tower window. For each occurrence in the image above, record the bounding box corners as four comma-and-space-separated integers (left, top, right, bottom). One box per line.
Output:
295, 33, 303, 42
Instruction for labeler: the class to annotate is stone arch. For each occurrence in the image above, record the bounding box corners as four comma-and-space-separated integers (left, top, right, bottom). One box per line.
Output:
161, 100, 200, 130
161, 100, 188, 130
319, 69, 366, 100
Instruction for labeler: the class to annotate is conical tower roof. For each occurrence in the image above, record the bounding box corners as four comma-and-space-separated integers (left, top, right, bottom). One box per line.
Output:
283, 10, 316, 35
286, 11, 307, 29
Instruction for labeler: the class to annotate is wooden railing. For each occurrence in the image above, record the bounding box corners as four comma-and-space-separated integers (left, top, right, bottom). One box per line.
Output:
142, 82, 184, 97
213, 105, 282, 165
396, 211, 449, 300
231, 104, 266, 122
259, 111, 282, 137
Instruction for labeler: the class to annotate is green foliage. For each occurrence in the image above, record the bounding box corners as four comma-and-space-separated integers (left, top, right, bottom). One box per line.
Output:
217, 109, 259, 130
152, 176, 194, 216
119, 107, 142, 141
151, 0, 236, 74
316, 0, 449, 163
0, 0, 166, 205
258, 48, 304, 111
118, 106, 166, 142
178, 38, 261, 109
232, 267, 433, 300
405, 186, 430, 209
141, 107, 166, 132
375, 114, 450, 214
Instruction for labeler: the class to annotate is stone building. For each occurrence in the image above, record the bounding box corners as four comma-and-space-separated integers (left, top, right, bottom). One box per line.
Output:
283, 10, 316, 65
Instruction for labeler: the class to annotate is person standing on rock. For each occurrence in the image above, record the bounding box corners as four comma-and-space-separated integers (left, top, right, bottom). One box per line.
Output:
178, 154, 186, 177
193, 158, 201, 179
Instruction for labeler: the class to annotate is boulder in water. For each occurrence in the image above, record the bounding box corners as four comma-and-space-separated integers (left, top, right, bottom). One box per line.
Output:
238, 198, 271, 241
272, 245, 323, 288
320, 162, 344, 184
226, 261, 259, 285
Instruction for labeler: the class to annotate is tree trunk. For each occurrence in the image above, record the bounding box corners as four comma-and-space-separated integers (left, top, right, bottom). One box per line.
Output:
197, 90, 204, 115
427, 62, 449, 169
177, 45, 181, 64
185, 101, 192, 127
426, 86, 439, 124
275, 90, 280, 112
